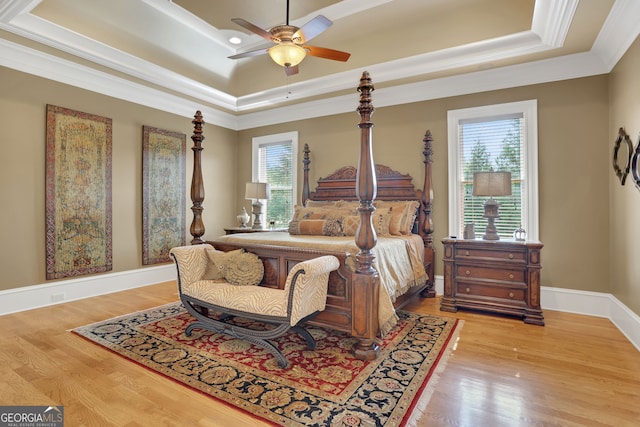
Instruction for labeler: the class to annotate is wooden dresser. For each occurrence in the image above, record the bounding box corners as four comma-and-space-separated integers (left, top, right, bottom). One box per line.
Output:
440, 238, 544, 325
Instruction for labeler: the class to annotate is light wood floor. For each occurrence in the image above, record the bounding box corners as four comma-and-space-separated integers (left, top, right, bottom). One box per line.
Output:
1, 281, 638, 427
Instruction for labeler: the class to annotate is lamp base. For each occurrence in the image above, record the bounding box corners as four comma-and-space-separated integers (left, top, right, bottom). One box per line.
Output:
251, 200, 264, 229
482, 219, 500, 240
482, 198, 501, 240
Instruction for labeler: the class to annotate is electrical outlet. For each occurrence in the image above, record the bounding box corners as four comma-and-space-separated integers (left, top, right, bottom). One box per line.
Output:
51, 293, 65, 303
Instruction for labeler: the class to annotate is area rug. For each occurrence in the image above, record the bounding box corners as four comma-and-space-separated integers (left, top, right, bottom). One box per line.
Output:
72, 302, 462, 426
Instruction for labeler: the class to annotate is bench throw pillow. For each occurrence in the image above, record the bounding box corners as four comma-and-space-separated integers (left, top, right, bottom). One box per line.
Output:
203, 248, 244, 280
222, 251, 264, 286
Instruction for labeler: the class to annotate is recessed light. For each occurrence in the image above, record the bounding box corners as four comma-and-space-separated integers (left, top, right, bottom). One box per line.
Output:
229, 36, 242, 45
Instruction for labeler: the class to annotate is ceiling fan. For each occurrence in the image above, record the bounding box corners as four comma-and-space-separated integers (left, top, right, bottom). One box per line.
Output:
228, 0, 351, 76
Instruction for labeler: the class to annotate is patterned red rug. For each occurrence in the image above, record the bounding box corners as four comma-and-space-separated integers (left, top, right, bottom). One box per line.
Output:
73, 302, 462, 426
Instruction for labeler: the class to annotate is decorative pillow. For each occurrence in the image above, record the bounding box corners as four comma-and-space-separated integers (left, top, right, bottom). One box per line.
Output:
388, 206, 404, 235
400, 200, 420, 234
294, 205, 334, 219
289, 216, 344, 236
305, 200, 358, 213
336, 200, 359, 215
288, 205, 335, 234
342, 215, 360, 236
203, 248, 244, 280
222, 251, 264, 286
341, 208, 392, 237
312, 216, 344, 236
375, 200, 420, 235
305, 200, 339, 208
372, 207, 392, 236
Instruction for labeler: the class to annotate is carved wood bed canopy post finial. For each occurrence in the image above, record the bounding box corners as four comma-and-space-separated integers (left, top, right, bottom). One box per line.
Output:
355, 71, 377, 275
302, 143, 311, 206
351, 71, 380, 361
422, 130, 434, 247
420, 129, 436, 298
190, 110, 205, 244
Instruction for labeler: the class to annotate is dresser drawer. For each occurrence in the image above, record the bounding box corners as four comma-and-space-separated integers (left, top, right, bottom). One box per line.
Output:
455, 246, 526, 263
456, 282, 526, 302
456, 265, 525, 283
441, 238, 544, 325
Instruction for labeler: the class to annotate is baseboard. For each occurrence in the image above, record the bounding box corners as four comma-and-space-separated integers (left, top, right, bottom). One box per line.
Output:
540, 286, 640, 351
0, 264, 176, 316
433, 275, 640, 351
2, 271, 639, 352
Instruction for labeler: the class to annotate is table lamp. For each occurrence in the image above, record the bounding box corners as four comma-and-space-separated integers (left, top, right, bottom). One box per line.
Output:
472, 171, 512, 240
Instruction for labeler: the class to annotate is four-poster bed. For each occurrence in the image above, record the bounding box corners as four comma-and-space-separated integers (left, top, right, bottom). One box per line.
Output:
186, 71, 435, 360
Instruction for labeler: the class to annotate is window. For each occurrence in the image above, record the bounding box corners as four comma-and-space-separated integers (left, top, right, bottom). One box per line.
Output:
447, 100, 539, 240
252, 132, 298, 228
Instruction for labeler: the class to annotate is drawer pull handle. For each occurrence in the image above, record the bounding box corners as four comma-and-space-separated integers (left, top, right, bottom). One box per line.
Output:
509, 274, 514, 279
465, 251, 470, 256
509, 292, 514, 298
509, 253, 514, 259
465, 270, 471, 275
466, 287, 470, 293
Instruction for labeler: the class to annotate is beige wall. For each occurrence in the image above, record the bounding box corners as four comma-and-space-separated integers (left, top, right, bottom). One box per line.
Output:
609, 36, 640, 315
238, 75, 611, 295
1, 63, 629, 314
0, 66, 237, 291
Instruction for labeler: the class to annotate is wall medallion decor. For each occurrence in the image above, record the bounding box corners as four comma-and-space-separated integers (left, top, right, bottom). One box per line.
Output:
612, 127, 633, 185
631, 132, 640, 192
45, 105, 113, 279
142, 126, 186, 264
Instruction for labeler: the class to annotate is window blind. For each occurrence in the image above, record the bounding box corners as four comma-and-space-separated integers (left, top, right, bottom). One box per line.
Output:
458, 113, 526, 238
258, 141, 293, 228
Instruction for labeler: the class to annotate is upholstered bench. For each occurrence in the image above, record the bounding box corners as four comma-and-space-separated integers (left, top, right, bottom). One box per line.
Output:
169, 244, 339, 368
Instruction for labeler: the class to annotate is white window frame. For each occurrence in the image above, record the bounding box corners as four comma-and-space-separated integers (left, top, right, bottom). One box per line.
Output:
251, 131, 299, 222
447, 100, 539, 240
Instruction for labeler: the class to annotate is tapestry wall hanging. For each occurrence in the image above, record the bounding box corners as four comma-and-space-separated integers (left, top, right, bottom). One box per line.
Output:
142, 126, 186, 265
45, 104, 113, 279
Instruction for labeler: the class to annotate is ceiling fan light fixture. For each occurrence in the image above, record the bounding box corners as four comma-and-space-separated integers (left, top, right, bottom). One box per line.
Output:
269, 43, 306, 67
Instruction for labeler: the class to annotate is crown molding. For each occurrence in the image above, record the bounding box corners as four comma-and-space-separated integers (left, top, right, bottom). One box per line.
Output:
531, 0, 578, 47
2, 13, 239, 111
0, 37, 238, 129
591, 0, 640, 71
0, 0, 39, 21
236, 51, 608, 130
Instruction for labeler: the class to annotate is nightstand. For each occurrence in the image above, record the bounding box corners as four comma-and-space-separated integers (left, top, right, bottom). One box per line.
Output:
224, 227, 287, 235
440, 238, 544, 325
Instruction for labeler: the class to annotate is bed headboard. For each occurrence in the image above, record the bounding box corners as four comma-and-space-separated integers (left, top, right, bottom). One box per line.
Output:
301, 131, 435, 251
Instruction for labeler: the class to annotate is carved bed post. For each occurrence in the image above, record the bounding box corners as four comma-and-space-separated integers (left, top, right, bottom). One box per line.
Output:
421, 130, 436, 297
352, 71, 380, 360
301, 143, 310, 206
189, 111, 205, 244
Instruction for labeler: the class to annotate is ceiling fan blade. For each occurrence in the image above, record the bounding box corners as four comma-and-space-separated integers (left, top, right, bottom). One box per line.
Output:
293, 15, 332, 44
228, 47, 270, 60
304, 46, 351, 62
284, 64, 299, 76
231, 18, 273, 41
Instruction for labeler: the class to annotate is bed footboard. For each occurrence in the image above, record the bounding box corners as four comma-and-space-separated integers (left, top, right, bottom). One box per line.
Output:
208, 240, 357, 333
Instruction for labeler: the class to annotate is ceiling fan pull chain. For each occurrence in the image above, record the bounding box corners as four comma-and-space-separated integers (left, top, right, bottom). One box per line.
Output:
286, 0, 290, 25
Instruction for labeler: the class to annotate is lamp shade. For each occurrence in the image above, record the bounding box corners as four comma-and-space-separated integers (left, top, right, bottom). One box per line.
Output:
472, 171, 512, 197
268, 43, 306, 67
245, 182, 270, 200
